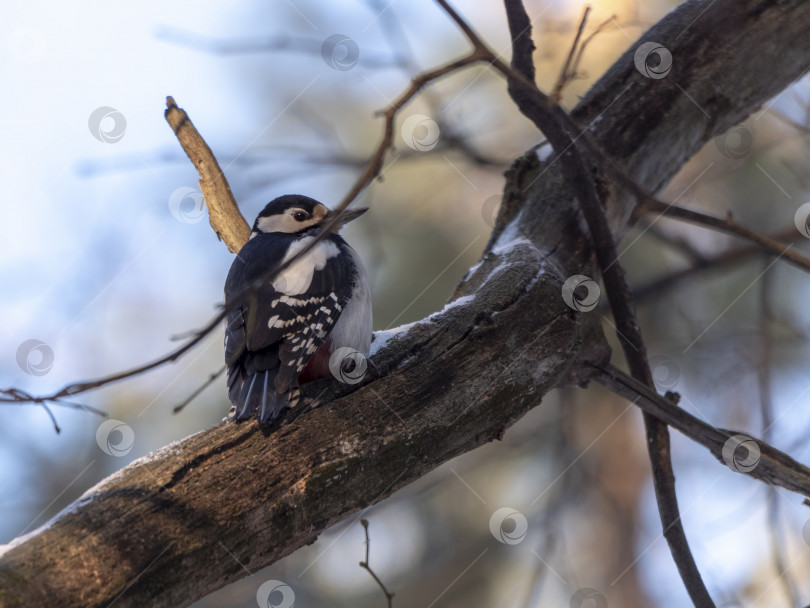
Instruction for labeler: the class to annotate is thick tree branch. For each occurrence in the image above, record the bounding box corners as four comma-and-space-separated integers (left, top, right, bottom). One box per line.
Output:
3, 1, 810, 606
164, 96, 251, 252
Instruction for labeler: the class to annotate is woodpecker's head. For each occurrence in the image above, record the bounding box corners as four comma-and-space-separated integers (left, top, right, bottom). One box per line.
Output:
251, 194, 367, 237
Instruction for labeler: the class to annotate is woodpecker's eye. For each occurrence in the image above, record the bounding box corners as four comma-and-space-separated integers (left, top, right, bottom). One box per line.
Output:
292, 210, 309, 222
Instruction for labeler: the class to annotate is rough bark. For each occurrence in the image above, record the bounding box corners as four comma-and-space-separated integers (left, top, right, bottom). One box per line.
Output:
2, 1, 810, 606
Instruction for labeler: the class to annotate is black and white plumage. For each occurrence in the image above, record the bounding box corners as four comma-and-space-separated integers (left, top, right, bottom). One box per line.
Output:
224, 194, 372, 424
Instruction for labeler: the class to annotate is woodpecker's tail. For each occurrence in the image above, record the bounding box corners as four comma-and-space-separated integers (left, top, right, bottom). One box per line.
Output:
227, 368, 291, 425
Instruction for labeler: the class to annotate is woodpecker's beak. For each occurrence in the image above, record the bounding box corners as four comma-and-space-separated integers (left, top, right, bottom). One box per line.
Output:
326, 207, 368, 231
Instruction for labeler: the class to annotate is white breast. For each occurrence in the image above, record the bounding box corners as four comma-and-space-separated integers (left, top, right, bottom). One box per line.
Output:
273, 237, 340, 295
328, 246, 373, 356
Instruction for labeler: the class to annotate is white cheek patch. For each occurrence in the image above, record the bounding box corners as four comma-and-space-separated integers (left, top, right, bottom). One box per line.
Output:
256, 214, 286, 233
273, 237, 340, 295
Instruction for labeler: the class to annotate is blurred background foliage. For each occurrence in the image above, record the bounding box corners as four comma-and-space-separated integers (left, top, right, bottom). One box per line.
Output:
2, 0, 810, 606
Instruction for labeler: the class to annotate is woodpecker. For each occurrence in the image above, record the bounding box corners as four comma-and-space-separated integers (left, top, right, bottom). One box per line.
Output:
224, 194, 372, 424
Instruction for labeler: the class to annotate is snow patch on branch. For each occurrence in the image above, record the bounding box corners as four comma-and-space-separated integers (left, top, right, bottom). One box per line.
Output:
370, 324, 416, 357
369, 295, 476, 357
535, 141, 553, 162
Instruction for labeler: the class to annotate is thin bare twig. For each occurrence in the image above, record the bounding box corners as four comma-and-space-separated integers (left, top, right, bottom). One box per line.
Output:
550, 5, 590, 103
635, 198, 810, 273
156, 27, 399, 69
569, 14, 617, 87
0, 388, 108, 434
594, 363, 810, 496
172, 365, 227, 414
359, 519, 395, 607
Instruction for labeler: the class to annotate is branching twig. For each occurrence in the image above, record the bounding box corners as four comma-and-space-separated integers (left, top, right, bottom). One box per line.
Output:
359, 519, 395, 607
550, 5, 590, 103
172, 365, 227, 414
0, 389, 108, 434
635, 198, 810, 273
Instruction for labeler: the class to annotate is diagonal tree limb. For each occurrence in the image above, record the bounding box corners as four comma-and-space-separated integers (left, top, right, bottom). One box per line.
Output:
593, 364, 810, 496
164, 97, 251, 252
